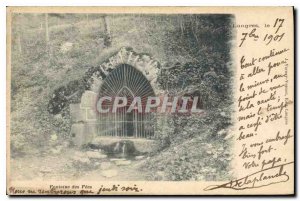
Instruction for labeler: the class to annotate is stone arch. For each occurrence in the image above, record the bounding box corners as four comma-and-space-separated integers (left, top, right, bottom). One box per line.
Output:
99, 63, 156, 100
70, 47, 162, 148
89, 47, 161, 95
97, 64, 156, 138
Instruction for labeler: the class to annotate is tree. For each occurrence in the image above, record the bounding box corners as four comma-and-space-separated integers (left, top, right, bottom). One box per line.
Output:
101, 15, 111, 47
45, 13, 49, 45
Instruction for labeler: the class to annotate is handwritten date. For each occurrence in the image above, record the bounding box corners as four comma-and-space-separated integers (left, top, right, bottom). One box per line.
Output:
239, 18, 285, 47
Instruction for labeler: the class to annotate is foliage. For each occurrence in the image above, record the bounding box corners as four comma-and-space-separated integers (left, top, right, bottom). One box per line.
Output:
11, 13, 235, 182
142, 14, 234, 180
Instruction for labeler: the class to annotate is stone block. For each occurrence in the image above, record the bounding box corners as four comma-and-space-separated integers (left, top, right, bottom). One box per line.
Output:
70, 123, 95, 147
86, 151, 107, 159
70, 123, 86, 147
110, 158, 126, 162
135, 155, 145, 160
114, 160, 131, 166
92, 137, 160, 153
101, 169, 118, 178
100, 162, 112, 170
70, 104, 86, 122
85, 123, 97, 138
80, 91, 97, 108
90, 79, 102, 93
133, 139, 160, 153
86, 109, 97, 121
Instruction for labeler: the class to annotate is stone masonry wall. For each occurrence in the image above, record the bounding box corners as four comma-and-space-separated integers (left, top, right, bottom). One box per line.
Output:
70, 47, 162, 148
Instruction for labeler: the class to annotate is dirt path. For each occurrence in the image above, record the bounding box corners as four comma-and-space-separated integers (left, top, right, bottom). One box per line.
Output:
10, 148, 151, 181
80, 159, 149, 181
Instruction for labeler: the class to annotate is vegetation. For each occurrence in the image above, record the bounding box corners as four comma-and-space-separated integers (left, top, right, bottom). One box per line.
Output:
143, 15, 234, 181
11, 13, 234, 181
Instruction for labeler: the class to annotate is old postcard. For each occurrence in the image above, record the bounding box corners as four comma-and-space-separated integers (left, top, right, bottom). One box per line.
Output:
6, 7, 294, 195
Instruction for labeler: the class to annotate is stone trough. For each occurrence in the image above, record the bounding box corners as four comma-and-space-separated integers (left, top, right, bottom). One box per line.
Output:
91, 136, 160, 154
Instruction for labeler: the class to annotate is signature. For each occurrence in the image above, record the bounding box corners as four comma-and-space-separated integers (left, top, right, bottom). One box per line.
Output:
204, 161, 293, 191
